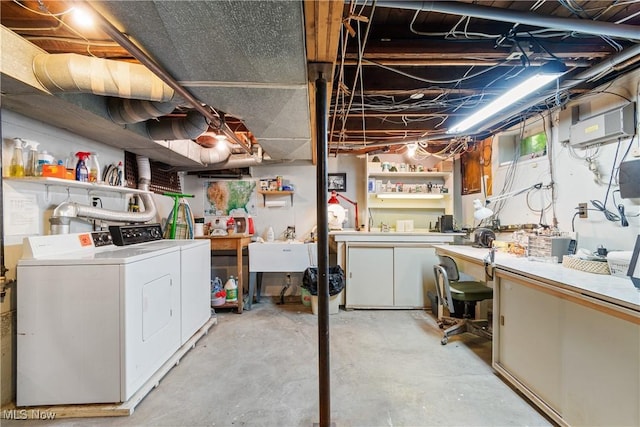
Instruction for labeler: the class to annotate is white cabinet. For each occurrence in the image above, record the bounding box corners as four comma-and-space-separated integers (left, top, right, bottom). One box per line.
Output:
346, 245, 438, 309
561, 301, 640, 426
495, 274, 563, 415
347, 246, 394, 307
493, 270, 640, 426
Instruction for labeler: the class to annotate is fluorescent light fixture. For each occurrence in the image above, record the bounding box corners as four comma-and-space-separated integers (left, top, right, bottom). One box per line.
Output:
377, 193, 444, 200
448, 61, 567, 134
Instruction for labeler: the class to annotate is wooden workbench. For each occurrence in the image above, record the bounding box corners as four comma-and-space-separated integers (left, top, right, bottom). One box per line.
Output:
197, 235, 252, 313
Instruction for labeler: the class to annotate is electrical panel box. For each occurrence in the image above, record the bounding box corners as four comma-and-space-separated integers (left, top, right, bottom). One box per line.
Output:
569, 102, 635, 147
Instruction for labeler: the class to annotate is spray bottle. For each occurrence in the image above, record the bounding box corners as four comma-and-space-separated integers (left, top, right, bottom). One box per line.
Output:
75, 151, 90, 182
25, 140, 40, 177
9, 138, 25, 177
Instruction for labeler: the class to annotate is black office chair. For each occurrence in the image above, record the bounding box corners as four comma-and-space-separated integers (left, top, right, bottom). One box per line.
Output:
433, 255, 493, 345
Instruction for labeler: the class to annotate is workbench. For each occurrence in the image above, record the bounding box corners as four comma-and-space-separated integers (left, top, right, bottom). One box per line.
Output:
197, 235, 252, 313
434, 244, 640, 427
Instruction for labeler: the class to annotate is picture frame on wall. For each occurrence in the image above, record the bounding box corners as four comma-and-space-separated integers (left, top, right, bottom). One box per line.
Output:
328, 173, 347, 192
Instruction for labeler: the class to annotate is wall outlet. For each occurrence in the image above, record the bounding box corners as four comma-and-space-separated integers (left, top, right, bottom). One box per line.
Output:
578, 202, 588, 219
632, 147, 640, 157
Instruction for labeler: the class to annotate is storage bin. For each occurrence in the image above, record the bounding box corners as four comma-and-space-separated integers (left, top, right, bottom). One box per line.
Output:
311, 291, 342, 315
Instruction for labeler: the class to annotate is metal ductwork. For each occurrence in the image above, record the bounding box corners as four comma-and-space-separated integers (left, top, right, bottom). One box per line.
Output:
147, 110, 209, 141
50, 156, 158, 232
108, 98, 179, 124
199, 144, 263, 169
372, 1, 640, 40
33, 53, 176, 101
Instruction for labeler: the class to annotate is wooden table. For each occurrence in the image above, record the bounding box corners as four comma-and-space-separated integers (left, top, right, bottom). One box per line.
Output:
197, 235, 252, 313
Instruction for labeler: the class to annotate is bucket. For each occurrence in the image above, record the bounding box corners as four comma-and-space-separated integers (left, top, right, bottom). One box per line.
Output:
311, 291, 342, 315
301, 288, 312, 307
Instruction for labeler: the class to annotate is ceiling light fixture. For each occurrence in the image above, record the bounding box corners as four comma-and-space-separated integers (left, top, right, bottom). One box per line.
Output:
448, 61, 567, 135
71, 7, 94, 28
406, 143, 417, 157
409, 92, 424, 100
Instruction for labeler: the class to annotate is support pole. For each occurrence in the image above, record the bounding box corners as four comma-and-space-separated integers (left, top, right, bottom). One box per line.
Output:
312, 63, 332, 427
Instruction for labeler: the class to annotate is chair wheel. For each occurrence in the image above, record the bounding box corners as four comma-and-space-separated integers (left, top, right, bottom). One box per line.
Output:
441, 336, 448, 345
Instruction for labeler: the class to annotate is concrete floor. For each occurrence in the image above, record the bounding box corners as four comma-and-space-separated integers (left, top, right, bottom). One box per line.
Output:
5, 300, 553, 427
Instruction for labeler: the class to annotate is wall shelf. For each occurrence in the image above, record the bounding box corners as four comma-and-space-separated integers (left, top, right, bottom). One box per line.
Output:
368, 171, 451, 179
374, 193, 448, 200
4, 177, 149, 200
257, 190, 294, 206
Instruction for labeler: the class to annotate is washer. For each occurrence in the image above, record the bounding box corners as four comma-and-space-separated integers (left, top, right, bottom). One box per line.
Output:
16, 229, 210, 407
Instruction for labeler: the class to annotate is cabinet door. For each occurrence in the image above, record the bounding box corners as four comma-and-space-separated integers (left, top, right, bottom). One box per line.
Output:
495, 275, 563, 415
346, 247, 394, 307
393, 247, 437, 307
561, 301, 640, 426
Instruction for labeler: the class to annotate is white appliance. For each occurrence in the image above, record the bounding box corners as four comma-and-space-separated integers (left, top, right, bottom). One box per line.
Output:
16, 228, 210, 407
135, 239, 211, 344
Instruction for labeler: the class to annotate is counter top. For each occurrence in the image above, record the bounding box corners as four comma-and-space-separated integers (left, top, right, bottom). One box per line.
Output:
331, 230, 465, 243
434, 244, 640, 312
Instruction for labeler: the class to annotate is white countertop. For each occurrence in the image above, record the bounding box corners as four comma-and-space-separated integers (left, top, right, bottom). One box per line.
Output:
433, 244, 640, 312
331, 230, 465, 243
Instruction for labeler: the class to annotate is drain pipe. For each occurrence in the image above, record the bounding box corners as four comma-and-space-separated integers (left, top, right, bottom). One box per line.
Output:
83, 2, 252, 154
371, 1, 640, 40
50, 156, 158, 232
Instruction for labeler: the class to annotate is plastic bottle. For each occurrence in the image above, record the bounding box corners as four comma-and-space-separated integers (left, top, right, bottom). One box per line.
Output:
266, 226, 275, 242
25, 141, 39, 177
37, 150, 54, 176
224, 276, 238, 303
88, 152, 101, 183
117, 161, 125, 186
75, 151, 90, 182
9, 138, 25, 177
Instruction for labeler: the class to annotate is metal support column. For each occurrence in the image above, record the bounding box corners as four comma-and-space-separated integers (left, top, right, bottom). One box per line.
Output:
311, 63, 333, 427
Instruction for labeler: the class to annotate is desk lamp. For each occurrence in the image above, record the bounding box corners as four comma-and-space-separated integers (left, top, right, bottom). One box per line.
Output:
473, 182, 544, 221
328, 190, 359, 231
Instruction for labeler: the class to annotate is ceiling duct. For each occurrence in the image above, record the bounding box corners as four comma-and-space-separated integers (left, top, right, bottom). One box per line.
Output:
108, 98, 179, 124
147, 110, 209, 141
33, 53, 176, 101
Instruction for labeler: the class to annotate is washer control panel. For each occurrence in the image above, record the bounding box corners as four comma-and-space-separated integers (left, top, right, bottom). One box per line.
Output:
109, 224, 164, 246
91, 231, 114, 247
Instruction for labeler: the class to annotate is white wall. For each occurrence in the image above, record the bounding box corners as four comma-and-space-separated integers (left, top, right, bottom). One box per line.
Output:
181, 153, 364, 296
460, 70, 640, 252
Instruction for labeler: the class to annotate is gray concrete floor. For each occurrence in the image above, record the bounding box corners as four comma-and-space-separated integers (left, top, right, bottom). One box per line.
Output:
4, 300, 553, 427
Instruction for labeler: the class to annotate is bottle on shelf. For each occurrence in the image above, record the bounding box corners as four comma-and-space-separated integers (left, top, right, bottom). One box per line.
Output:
25, 140, 39, 177
88, 152, 101, 183
225, 276, 238, 303
9, 138, 25, 177
75, 151, 90, 182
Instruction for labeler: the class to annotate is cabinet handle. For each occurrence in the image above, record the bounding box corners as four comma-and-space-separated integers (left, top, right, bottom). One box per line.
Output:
500, 315, 505, 326
349, 272, 352, 279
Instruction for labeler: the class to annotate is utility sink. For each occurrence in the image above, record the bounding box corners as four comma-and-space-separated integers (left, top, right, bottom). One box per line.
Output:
249, 241, 317, 272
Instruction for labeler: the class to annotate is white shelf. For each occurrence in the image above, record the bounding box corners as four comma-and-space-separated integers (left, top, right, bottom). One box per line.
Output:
4, 177, 150, 195
373, 193, 448, 200
368, 171, 451, 178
